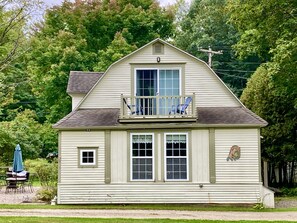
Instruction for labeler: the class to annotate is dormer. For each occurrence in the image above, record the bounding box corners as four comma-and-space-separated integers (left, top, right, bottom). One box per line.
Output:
67, 71, 104, 110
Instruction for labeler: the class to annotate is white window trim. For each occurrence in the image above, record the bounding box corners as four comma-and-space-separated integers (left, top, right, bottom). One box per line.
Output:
134, 68, 182, 96
130, 133, 154, 181
164, 133, 189, 181
79, 148, 97, 166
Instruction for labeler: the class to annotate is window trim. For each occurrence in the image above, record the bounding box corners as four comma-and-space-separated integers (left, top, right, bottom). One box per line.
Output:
130, 133, 154, 181
164, 133, 189, 181
78, 147, 98, 168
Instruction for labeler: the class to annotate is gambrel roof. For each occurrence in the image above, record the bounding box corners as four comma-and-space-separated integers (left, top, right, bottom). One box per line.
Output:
54, 38, 268, 129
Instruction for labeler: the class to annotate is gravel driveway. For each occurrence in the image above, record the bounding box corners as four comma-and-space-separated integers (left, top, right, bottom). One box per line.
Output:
0, 187, 297, 221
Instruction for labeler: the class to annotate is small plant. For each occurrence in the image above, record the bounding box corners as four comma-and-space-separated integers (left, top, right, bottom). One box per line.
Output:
36, 186, 57, 202
253, 202, 264, 210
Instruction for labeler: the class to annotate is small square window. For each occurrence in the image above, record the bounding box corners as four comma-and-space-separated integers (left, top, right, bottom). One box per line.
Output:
78, 148, 97, 167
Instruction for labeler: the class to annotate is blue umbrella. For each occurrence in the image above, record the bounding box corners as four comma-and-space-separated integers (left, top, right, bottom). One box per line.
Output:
13, 144, 23, 173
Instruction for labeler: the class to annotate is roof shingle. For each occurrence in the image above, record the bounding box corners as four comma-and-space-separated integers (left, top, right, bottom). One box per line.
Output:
53, 107, 267, 129
67, 71, 104, 94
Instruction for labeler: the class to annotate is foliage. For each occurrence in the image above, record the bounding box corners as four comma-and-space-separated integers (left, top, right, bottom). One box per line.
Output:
0, 125, 15, 164
94, 31, 137, 71
232, 0, 297, 186
0, 110, 58, 160
0, 0, 42, 71
0, 0, 41, 120
26, 158, 58, 202
28, 0, 175, 123
36, 186, 57, 202
280, 188, 297, 197
174, 0, 261, 96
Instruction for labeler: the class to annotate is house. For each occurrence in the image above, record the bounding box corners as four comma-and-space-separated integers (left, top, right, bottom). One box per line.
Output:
53, 39, 274, 207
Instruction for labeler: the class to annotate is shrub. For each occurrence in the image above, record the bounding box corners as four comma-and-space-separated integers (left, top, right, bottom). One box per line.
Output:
36, 186, 57, 202
25, 158, 58, 202
281, 187, 297, 197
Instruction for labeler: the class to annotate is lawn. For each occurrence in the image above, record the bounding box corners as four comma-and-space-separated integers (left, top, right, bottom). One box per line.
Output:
0, 203, 296, 212
0, 217, 290, 223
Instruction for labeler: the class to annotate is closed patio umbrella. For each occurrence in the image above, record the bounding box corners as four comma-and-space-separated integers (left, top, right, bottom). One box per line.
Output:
12, 144, 23, 173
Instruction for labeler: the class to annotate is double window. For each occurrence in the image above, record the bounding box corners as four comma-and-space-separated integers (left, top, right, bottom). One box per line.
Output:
130, 133, 188, 181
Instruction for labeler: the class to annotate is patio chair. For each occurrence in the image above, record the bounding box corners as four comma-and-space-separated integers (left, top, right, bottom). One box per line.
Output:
123, 98, 143, 115
169, 97, 192, 115
23, 172, 34, 193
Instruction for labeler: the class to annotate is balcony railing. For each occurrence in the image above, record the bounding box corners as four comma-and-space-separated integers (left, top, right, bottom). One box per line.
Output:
120, 94, 196, 121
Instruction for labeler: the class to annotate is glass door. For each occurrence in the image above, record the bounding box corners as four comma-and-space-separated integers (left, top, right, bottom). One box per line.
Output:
136, 69, 158, 115
135, 69, 180, 115
159, 69, 180, 115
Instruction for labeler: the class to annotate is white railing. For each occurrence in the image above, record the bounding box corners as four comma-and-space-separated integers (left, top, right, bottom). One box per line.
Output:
120, 94, 196, 119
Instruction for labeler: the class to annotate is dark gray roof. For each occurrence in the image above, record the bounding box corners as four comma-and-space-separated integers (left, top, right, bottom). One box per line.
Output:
197, 107, 267, 125
67, 71, 104, 94
53, 107, 267, 129
53, 109, 119, 128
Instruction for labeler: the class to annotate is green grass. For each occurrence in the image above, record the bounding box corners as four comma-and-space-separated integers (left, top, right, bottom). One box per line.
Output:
0, 217, 290, 223
0, 203, 296, 212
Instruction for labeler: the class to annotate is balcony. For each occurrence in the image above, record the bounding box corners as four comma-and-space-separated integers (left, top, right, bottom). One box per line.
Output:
120, 94, 197, 122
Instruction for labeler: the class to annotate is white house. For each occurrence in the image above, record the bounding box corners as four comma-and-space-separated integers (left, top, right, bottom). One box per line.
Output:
53, 38, 274, 207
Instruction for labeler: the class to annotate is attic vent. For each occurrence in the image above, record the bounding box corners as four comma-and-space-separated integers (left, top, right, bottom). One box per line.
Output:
153, 42, 164, 54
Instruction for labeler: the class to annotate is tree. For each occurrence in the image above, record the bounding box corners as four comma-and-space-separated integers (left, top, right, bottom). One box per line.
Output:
0, 125, 15, 164
28, 0, 175, 123
174, 0, 261, 96
0, 110, 58, 160
0, 0, 41, 121
94, 31, 137, 71
229, 0, 297, 186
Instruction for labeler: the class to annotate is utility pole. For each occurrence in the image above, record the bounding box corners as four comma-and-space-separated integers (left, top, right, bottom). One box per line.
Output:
199, 46, 223, 67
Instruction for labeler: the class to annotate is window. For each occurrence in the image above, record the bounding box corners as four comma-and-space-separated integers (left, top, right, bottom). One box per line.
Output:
78, 148, 97, 167
165, 133, 188, 180
131, 134, 154, 180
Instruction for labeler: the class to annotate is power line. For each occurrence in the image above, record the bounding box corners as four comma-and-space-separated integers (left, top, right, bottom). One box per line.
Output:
215, 71, 248, 80
214, 69, 255, 73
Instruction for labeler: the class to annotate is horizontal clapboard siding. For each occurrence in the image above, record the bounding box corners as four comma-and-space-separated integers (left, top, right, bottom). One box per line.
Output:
80, 43, 240, 109
60, 131, 105, 184
58, 183, 261, 204
215, 129, 259, 183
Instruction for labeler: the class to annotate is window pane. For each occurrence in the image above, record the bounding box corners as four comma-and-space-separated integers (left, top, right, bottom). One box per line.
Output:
131, 134, 153, 180
165, 134, 187, 180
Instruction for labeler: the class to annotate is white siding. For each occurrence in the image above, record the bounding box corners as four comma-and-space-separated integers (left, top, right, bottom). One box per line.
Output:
60, 131, 105, 184
80, 43, 240, 109
110, 131, 128, 183
70, 94, 85, 110
215, 129, 260, 183
58, 183, 261, 204
191, 130, 209, 183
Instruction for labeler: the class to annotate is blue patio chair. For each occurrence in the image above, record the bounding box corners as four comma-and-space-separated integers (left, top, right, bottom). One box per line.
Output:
169, 97, 192, 115
123, 98, 143, 115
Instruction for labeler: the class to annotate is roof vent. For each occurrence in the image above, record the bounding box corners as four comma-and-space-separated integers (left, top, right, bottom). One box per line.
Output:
153, 42, 164, 54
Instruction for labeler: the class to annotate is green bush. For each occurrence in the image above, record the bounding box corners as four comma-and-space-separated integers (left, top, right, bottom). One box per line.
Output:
281, 187, 297, 197
36, 186, 57, 202
25, 158, 58, 202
